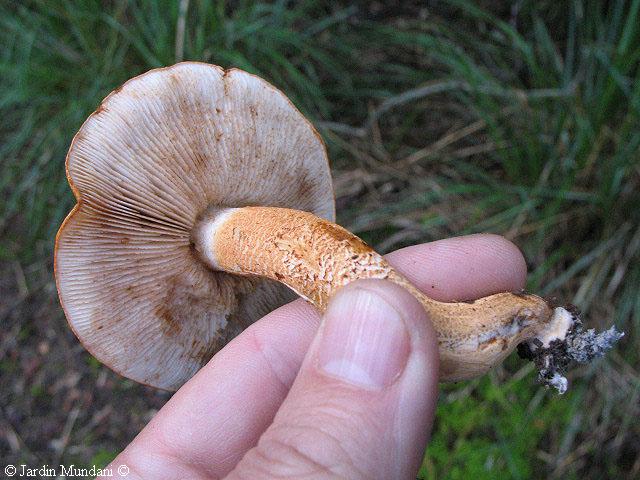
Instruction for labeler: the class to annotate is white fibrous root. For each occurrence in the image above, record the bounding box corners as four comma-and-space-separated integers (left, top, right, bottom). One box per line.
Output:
518, 306, 624, 394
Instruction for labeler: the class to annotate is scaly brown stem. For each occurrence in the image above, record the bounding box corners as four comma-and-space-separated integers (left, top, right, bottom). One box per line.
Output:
194, 206, 563, 381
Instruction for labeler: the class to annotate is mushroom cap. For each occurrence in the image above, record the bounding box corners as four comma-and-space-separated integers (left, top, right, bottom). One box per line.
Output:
55, 62, 335, 390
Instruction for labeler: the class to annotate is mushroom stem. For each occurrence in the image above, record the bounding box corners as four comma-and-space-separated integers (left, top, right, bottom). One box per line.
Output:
194, 206, 564, 382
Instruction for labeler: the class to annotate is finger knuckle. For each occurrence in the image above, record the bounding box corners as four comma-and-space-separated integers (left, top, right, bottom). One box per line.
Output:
243, 420, 365, 479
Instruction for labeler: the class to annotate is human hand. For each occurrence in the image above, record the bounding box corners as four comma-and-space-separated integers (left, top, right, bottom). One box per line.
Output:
99, 234, 526, 480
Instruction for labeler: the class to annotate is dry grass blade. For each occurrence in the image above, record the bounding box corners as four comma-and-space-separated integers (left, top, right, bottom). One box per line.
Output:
174, 0, 190, 62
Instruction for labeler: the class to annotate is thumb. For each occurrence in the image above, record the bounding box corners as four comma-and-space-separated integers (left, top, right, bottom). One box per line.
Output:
229, 279, 440, 480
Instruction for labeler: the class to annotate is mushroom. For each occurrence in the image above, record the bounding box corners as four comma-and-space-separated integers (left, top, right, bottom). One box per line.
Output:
55, 62, 622, 392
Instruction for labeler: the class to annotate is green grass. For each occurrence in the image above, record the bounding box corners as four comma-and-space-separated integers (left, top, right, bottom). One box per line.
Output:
1, 1, 638, 478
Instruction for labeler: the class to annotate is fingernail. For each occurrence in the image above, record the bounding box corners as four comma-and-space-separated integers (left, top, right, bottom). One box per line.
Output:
317, 286, 410, 390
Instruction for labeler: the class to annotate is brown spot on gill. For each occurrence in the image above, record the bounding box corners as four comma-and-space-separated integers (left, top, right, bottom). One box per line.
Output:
297, 172, 316, 200
222, 69, 230, 95
193, 151, 207, 167
157, 304, 182, 337
191, 338, 220, 367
